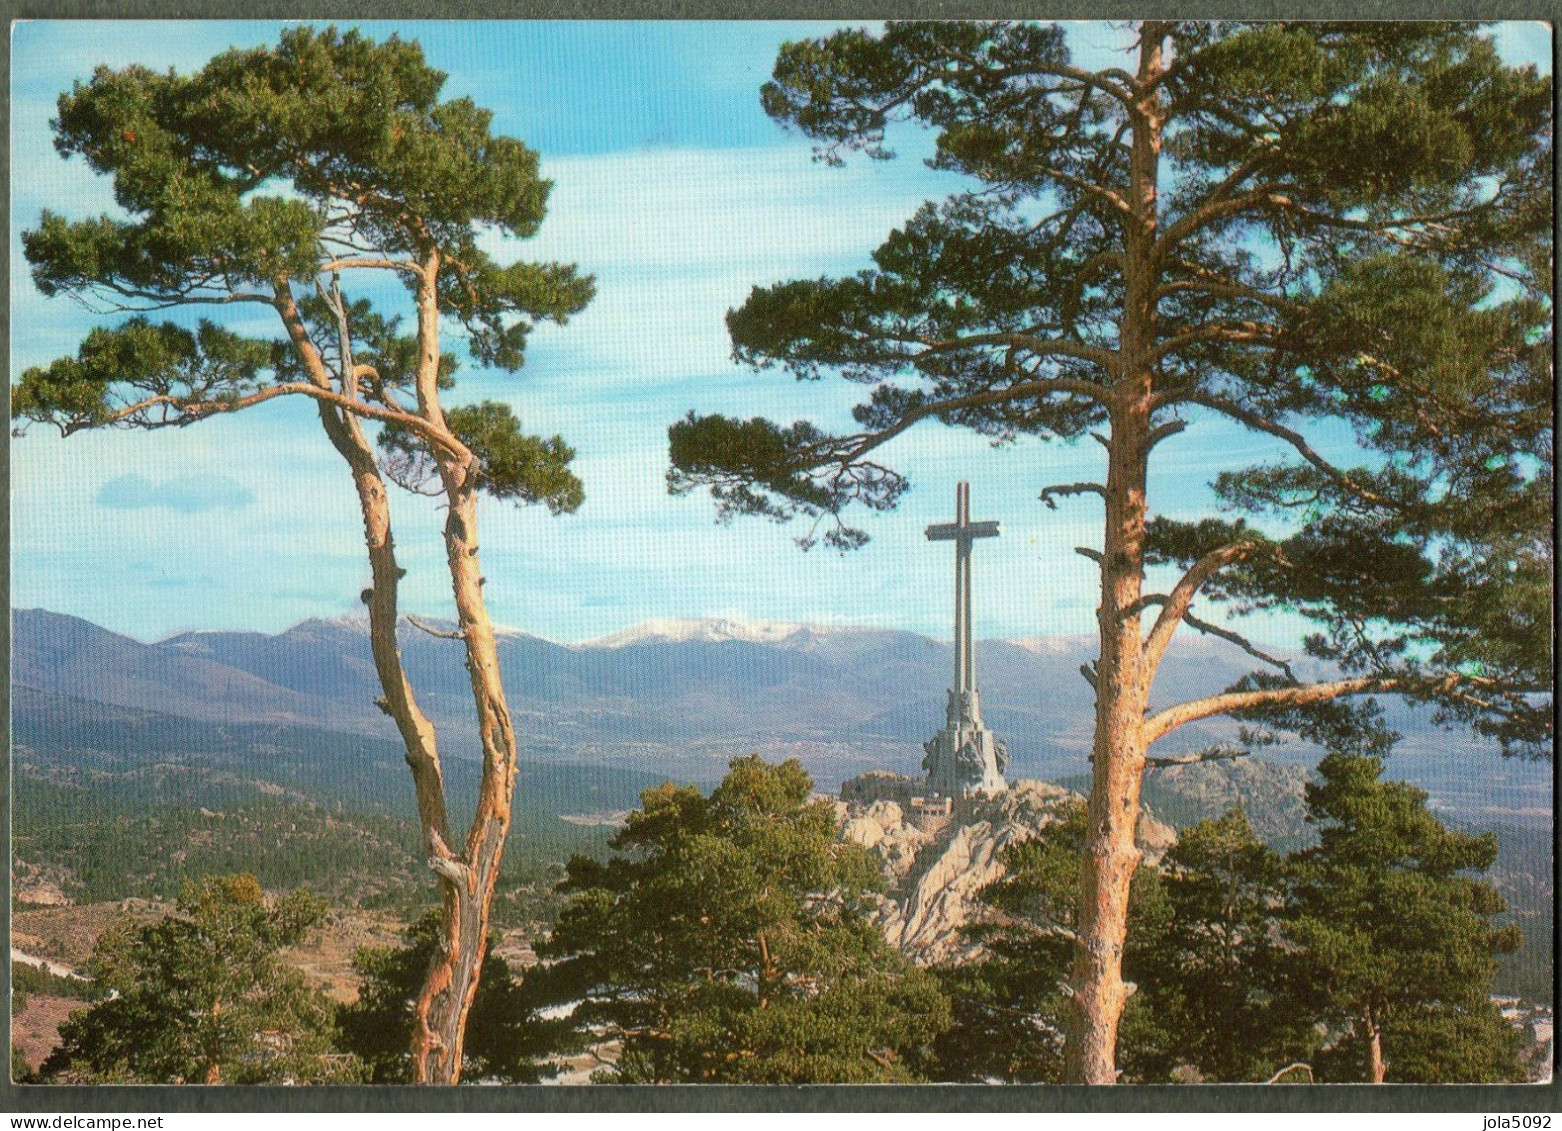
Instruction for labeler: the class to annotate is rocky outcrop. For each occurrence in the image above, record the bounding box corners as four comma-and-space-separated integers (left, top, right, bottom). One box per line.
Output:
839, 779, 1178, 965
1142, 757, 1310, 847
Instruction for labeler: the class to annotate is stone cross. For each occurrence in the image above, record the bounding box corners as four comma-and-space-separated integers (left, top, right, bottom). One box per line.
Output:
925, 481, 1001, 696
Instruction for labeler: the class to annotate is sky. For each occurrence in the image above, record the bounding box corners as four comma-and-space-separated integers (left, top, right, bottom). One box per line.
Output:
9, 20, 1553, 646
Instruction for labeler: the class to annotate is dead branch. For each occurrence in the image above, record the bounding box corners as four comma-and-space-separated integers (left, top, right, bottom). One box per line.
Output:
1146, 743, 1250, 768
406, 614, 466, 640
1040, 481, 1108, 509
1146, 418, 1187, 449
1182, 609, 1297, 683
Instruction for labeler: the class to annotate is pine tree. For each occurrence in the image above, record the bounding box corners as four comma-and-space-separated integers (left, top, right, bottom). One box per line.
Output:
1132, 809, 1310, 1081
40, 875, 360, 1085
11, 1043, 33, 1085
1280, 754, 1526, 1083
13, 28, 593, 1082
666, 21, 1552, 1080
530, 756, 950, 1082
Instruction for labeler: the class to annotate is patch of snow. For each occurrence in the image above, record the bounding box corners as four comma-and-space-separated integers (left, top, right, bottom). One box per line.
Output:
583, 617, 811, 648
1004, 634, 1094, 655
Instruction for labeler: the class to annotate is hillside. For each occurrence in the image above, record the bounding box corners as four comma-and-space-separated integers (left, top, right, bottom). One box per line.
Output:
11, 697, 680, 927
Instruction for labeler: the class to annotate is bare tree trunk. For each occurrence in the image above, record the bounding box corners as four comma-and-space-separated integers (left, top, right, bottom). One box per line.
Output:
1063, 401, 1152, 1084
401, 250, 522, 1085
273, 278, 471, 1083
326, 413, 451, 842
409, 477, 519, 1083
1062, 24, 1165, 1086
1366, 1010, 1388, 1083
274, 281, 452, 852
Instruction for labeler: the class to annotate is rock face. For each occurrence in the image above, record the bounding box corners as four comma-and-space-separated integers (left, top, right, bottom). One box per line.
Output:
13, 882, 72, 908
1141, 757, 1311, 849
838, 778, 1179, 965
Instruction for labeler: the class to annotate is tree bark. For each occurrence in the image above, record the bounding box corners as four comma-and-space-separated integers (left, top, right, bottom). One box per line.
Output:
1365, 1009, 1388, 1083
1063, 399, 1154, 1085
1062, 24, 1165, 1086
401, 250, 522, 1085
408, 472, 519, 1083
273, 274, 491, 1085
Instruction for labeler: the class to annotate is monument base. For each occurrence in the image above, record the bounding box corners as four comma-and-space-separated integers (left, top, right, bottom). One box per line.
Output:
922, 688, 1009, 801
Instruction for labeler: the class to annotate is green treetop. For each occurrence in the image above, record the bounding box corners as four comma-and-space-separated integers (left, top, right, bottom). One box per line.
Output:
1280, 753, 1526, 1083
530, 756, 950, 1083
1129, 808, 1311, 1082
41, 874, 359, 1085
15, 26, 591, 501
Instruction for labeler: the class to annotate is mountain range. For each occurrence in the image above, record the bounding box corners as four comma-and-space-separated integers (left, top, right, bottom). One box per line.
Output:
10, 606, 1552, 818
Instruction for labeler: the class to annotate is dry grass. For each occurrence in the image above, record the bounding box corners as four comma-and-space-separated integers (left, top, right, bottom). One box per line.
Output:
11, 995, 82, 1077
282, 908, 407, 1004
13, 901, 168, 967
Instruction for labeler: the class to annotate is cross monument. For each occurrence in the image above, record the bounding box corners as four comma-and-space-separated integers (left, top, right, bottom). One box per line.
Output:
922, 481, 1009, 798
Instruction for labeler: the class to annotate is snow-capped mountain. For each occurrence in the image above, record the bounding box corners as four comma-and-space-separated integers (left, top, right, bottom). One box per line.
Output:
14, 606, 1537, 810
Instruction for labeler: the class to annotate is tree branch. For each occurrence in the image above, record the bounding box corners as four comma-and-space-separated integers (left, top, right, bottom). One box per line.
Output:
1152, 320, 1284, 362
1040, 482, 1107, 509
1043, 167, 1135, 219
1178, 392, 1395, 507
1146, 418, 1187, 450
406, 614, 466, 640
1181, 609, 1298, 683
1158, 184, 1513, 260
1144, 541, 1263, 677
70, 378, 474, 472
804, 372, 1112, 472
1144, 675, 1435, 744
1145, 743, 1250, 768
319, 256, 425, 277
1156, 187, 1285, 257
913, 331, 1117, 372
68, 279, 273, 312
1155, 277, 1302, 314
1025, 59, 1139, 107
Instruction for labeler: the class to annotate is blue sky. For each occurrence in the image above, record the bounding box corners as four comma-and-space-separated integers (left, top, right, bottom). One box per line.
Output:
9, 20, 1552, 645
